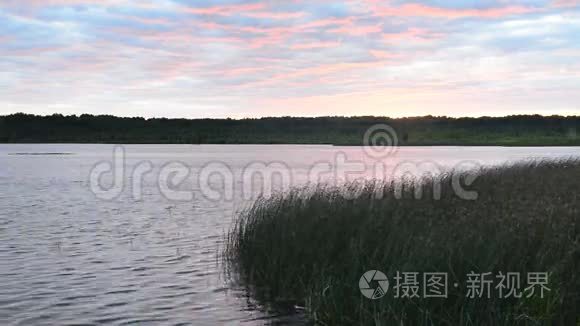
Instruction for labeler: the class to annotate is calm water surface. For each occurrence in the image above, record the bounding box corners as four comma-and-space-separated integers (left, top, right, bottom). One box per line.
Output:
1, 144, 580, 325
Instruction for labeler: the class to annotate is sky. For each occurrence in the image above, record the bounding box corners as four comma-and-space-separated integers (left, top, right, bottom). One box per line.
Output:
1, 0, 579, 118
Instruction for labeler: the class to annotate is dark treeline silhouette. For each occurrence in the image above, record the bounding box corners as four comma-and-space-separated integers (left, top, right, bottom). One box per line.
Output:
2, 113, 580, 145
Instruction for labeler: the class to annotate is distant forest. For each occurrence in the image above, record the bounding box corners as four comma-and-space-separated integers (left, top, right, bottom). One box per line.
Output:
2, 113, 580, 146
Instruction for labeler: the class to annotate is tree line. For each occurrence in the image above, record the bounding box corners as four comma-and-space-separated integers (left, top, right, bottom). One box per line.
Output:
1, 113, 580, 145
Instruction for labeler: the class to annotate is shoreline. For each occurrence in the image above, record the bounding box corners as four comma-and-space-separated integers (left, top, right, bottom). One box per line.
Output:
2, 142, 580, 147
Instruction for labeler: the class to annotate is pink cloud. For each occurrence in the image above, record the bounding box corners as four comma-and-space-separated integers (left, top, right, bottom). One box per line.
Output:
196, 17, 353, 49
3, 0, 96, 4
1, 0, 135, 7
110, 23, 245, 47
237, 60, 389, 89
296, 61, 383, 76
1, 46, 65, 56
300, 17, 353, 29
183, 3, 266, 15
129, 14, 173, 25
372, 3, 537, 19
195, 22, 296, 48
329, 24, 382, 36
220, 66, 271, 77
198, 17, 351, 34
290, 41, 341, 50
382, 28, 444, 42
243, 11, 307, 19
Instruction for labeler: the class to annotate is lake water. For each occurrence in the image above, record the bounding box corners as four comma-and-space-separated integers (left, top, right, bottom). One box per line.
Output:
2, 144, 580, 325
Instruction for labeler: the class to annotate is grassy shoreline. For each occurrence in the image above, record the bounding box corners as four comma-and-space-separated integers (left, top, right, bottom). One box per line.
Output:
3, 140, 580, 147
3, 142, 580, 147
225, 160, 580, 325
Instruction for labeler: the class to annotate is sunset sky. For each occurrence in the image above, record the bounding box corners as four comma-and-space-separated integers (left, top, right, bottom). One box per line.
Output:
1, 0, 579, 118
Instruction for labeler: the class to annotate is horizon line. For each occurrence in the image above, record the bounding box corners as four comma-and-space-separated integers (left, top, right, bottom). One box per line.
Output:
4, 112, 580, 121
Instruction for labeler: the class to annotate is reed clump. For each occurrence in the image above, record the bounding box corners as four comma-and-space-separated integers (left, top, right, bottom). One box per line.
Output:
226, 159, 580, 325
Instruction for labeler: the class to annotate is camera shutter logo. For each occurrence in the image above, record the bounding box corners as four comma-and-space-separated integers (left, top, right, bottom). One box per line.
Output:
359, 270, 389, 299
363, 124, 398, 159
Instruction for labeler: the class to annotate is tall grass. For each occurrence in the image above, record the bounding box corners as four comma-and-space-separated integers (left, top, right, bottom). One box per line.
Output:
225, 159, 580, 325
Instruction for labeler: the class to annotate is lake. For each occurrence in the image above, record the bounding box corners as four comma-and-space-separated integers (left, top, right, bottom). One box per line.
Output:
2, 144, 580, 325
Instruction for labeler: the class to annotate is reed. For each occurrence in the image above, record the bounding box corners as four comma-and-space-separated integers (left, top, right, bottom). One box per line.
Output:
225, 159, 580, 325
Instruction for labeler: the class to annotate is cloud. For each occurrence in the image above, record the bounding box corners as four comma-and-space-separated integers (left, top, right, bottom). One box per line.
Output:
371, 3, 538, 18
552, 0, 580, 7
181, 2, 266, 15
290, 41, 342, 50
0, 0, 579, 117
